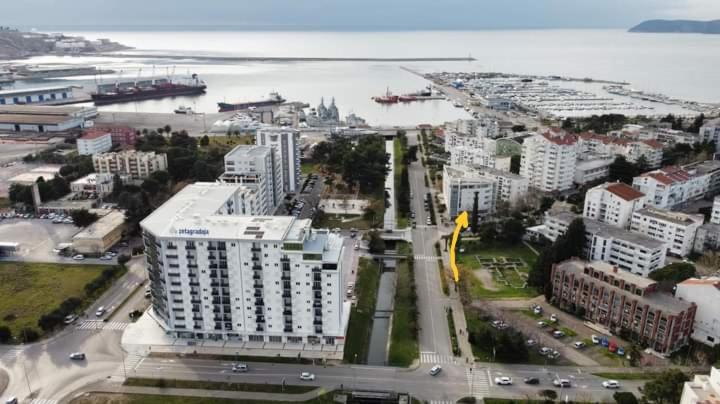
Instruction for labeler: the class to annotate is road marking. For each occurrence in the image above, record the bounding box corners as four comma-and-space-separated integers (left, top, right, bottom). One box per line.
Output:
413, 255, 440, 261
430, 401, 455, 404
420, 351, 455, 364
466, 367, 490, 397
76, 320, 129, 331
30, 399, 58, 404
0, 348, 23, 362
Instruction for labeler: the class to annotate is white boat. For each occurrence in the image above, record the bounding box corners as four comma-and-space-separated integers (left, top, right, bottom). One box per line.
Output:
174, 105, 194, 114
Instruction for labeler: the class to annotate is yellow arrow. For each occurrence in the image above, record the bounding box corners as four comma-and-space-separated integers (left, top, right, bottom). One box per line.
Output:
449, 211, 469, 282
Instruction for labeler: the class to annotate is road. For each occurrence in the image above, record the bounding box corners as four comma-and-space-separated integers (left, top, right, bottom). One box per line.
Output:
407, 135, 453, 363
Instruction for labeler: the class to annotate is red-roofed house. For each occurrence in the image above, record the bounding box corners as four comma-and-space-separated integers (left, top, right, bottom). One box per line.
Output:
577, 132, 663, 168
583, 181, 647, 228
83, 126, 136, 149
520, 129, 578, 192
633, 166, 711, 209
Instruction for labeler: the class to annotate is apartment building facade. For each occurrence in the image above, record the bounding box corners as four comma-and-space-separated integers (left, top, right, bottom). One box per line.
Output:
630, 207, 704, 257
519, 129, 578, 192
632, 166, 710, 209
550, 259, 696, 355
442, 165, 496, 219
256, 127, 301, 194
583, 182, 647, 229
92, 150, 168, 181
140, 182, 347, 345
221, 145, 284, 215
676, 278, 720, 347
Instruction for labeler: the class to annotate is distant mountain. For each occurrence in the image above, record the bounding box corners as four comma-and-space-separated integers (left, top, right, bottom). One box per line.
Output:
629, 20, 720, 34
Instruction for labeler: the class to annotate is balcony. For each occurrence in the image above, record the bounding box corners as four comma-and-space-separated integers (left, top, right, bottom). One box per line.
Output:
282, 292, 291, 298
284, 326, 293, 333
256, 326, 264, 332
281, 275, 291, 281
255, 299, 265, 306
256, 317, 266, 323
253, 274, 261, 280
254, 283, 264, 289
254, 292, 263, 298
313, 302, 322, 308
255, 309, 264, 315
251, 247, 261, 253
252, 265, 262, 271
283, 309, 292, 315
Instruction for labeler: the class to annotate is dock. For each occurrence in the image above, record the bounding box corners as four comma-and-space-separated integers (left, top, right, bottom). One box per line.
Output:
92, 53, 476, 63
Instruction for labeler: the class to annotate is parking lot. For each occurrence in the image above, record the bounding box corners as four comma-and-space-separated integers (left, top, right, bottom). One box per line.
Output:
0, 216, 119, 264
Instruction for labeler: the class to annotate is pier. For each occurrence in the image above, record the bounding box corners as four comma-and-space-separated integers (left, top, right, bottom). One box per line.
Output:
92, 53, 476, 63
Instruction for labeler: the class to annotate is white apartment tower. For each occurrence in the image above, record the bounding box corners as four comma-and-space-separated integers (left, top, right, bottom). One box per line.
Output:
583, 182, 647, 229
141, 182, 347, 344
92, 150, 168, 180
519, 129, 578, 192
256, 127, 301, 194
221, 145, 284, 215
630, 208, 704, 257
442, 165, 496, 219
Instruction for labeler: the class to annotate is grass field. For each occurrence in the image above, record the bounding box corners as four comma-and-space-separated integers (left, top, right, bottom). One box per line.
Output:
206, 135, 255, 148
124, 378, 315, 394
70, 391, 338, 404
301, 163, 321, 175
457, 241, 540, 299
388, 255, 419, 366
0, 262, 111, 337
343, 258, 380, 363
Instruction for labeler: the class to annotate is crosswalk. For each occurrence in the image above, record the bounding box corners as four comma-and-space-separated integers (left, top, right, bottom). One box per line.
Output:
30, 398, 58, 404
0, 348, 24, 362
124, 352, 145, 371
465, 367, 490, 397
414, 255, 441, 261
429, 401, 455, 404
420, 351, 456, 364
76, 320, 129, 331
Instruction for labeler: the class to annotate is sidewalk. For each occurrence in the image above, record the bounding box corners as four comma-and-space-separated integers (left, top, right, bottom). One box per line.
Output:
62, 379, 329, 404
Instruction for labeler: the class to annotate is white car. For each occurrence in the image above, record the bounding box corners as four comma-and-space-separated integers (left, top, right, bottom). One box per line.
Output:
573, 341, 586, 349
69, 352, 86, 360
100, 254, 113, 260
602, 380, 621, 389
95, 306, 106, 317
553, 379, 571, 388
429, 365, 442, 376
550, 314, 558, 323
232, 363, 248, 373
72, 254, 85, 261
494, 376, 513, 385
553, 330, 565, 338
299, 372, 315, 381
63, 314, 77, 325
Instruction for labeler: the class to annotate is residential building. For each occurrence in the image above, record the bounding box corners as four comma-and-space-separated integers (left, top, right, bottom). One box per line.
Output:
680, 367, 720, 404
712, 196, 720, 225
77, 131, 112, 155
578, 133, 663, 168
140, 182, 347, 345
574, 157, 614, 185
630, 208, 704, 257
83, 126, 137, 149
544, 212, 666, 277
72, 211, 126, 255
256, 127, 301, 194
684, 159, 720, 197
632, 166, 710, 209
92, 150, 168, 181
699, 118, 720, 151
519, 129, 578, 192
583, 182, 647, 229
676, 278, 720, 347
475, 166, 529, 208
70, 173, 114, 196
550, 259, 696, 355
442, 165, 496, 219
694, 223, 720, 254
221, 145, 284, 215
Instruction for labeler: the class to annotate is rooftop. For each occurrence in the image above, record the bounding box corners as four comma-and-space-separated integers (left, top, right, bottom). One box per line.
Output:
0, 104, 88, 115
444, 165, 498, 184
678, 277, 720, 288
541, 129, 577, 146
80, 131, 111, 140
634, 207, 704, 226
225, 145, 272, 160
548, 211, 666, 250
0, 85, 75, 97
604, 182, 646, 201
73, 210, 126, 240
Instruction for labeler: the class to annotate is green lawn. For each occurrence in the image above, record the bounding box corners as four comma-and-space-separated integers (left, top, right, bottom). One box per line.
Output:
301, 162, 321, 175
206, 135, 255, 148
70, 391, 339, 404
343, 258, 380, 363
124, 378, 315, 394
457, 241, 540, 299
0, 262, 112, 338
388, 255, 419, 366
0, 198, 10, 208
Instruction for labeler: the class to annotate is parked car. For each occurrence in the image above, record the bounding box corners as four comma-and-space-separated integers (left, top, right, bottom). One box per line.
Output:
591, 334, 601, 344
602, 380, 621, 389
550, 314, 558, 323
429, 365, 442, 376
69, 352, 86, 360
533, 306, 543, 315
63, 314, 77, 325
573, 341, 586, 349
232, 363, 248, 373
617, 347, 626, 356
553, 379, 572, 388
523, 377, 540, 385
72, 254, 85, 261
95, 306, 106, 317
99, 254, 113, 260
537, 321, 547, 328
144, 288, 152, 298
494, 376, 513, 385
538, 347, 552, 356
552, 330, 565, 338
299, 372, 315, 381
526, 339, 537, 347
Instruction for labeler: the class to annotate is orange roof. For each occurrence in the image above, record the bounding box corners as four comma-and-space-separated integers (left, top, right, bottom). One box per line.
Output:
541, 130, 577, 146
679, 277, 720, 288
606, 183, 645, 201
80, 131, 110, 140
641, 139, 664, 150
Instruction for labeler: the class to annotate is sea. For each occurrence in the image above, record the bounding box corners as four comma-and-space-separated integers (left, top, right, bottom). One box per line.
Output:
6, 29, 720, 126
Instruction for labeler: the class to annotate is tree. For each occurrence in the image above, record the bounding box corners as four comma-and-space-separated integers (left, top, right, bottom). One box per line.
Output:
613, 392, 638, 404
560, 218, 586, 259
70, 209, 99, 228
501, 219, 525, 244
609, 156, 639, 184
649, 262, 696, 285
640, 369, 689, 404
478, 221, 497, 241
627, 344, 642, 367
141, 178, 160, 196
470, 192, 480, 234
509, 155, 521, 174
111, 173, 124, 198
539, 389, 557, 401
367, 231, 385, 254
200, 135, 210, 146
19, 327, 39, 343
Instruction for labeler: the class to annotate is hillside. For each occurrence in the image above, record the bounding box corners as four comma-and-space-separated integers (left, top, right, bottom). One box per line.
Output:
629, 19, 720, 34
0, 28, 129, 59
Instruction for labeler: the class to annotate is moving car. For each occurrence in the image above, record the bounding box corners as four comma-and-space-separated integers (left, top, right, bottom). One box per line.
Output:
72, 254, 85, 261
429, 365, 442, 376
299, 372, 315, 381
602, 380, 621, 389
69, 352, 86, 360
232, 363, 248, 372
553, 379, 571, 388
494, 376, 513, 385
63, 314, 77, 325
523, 377, 540, 385
95, 306, 106, 317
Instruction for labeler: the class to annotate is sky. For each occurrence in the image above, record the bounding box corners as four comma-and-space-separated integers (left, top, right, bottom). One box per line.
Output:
4, 0, 720, 30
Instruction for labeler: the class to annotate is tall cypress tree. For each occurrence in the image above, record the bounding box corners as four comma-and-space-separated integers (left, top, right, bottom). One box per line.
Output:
470, 191, 479, 234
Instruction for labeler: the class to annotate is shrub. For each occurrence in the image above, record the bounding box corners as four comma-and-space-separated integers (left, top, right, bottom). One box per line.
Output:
0, 326, 12, 343
118, 254, 131, 265
19, 327, 39, 343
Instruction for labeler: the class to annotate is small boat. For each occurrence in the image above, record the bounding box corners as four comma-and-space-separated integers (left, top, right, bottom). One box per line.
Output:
174, 105, 194, 114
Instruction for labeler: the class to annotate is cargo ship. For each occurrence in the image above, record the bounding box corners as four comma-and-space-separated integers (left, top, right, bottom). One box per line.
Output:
217, 92, 286, 112
372, 88, 399, 104
91, 74, 206, 106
